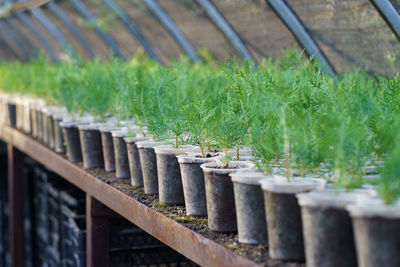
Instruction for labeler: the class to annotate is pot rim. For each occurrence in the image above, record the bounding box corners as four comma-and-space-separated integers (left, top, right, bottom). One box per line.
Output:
346, 198, 400, 219
259, 176, 326, 194
59, 118, 92, 128
124, 136, 150, 143
99, 125, 121, 133
230, 170, 269, 185
78, 122, 110, 131
154, 144, 199, 155
112, 130, 128, 138
177, 152, 220, 164
200, 161, 254, 174
296, 188, 375, 209
136, 140, 171, 149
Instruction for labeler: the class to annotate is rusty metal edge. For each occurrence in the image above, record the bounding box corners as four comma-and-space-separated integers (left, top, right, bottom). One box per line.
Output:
0, 125, 261, 267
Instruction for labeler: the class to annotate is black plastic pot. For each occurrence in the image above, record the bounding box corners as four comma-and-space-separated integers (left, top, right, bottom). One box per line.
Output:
260, 177, 326, 261
347, 200, 400, 267
78, 124, 105, 169
60, 119, 90, 163
30, 104, 39, 138
154, 145, 198, 205
100, 126, 120, 172
230, 171, 268, 244
7, 102, 16, 127
137, 140, 167, 195
112, 130, 130, 179
53, 113, 66, 154
125, 136, 149, 187
201, 161, 253, 233
297, 189, 372, 267
44, 109, 56, 149
37, 108, 44, 141
177, 153, 218, 217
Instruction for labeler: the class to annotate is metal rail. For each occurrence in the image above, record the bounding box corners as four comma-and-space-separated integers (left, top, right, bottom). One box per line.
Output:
0, 19, 27, 60
69, 0, 124, 59
46, 1, 96, 58
196, 0, 254, 61
14, 11, 59, 61
5, 17, 39, 58
5, 17, 39, 56
0, 125, 260, 267
102, 0, 162, 63
142, 0, 199, 61
28, 6, 74, 56
0, 34, 20, 59
266, 0, 336, 76
369, 0, 400, 41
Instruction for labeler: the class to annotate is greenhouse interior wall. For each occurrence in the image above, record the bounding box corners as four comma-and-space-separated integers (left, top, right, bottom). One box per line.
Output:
0, 0, 400, 266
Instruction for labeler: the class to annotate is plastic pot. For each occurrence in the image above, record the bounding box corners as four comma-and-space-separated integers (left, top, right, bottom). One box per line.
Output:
200, 161, 253, 233
347, 199, 400, 267
260, 176, 326, 261
112, 130, 130, 179
125, 136, 149, 186
297, 189, 373, 267
7, 101, 16, 127
43, 108, 57, 149
177, 152, 219, 217
60, 119, 90, 163
230, 171, 268, 244
136, 140, 170, 195
52, 113, 67, 154
78, 123, 106, 169
29, 102, 41, 138
154, 145, 198, 205
99, 126, 120, 172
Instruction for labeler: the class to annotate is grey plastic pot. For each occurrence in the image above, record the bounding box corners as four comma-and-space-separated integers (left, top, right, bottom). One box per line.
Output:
99, 126, 120, 172
347, 199, 400, 267
52, 113, 67, 154
60, 119, 90, 162
297, 189, 373, 267
79, 123, 107, 169
43, 108, 56, 149
177, 152, 219, 217
112, 130, 130, 179
260, 176, 326, 261
30, 104, 40, 138
137, 140, 169, 195
154, 145, 199, 205
230, 171, 268, 244
125, 136, 150, 186
200, 161, 254, 233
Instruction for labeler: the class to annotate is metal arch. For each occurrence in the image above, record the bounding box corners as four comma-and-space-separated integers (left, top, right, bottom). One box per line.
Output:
266, 0, 336, 76
14, 11, 59, 61
69, 0, 124, 59
0, 19, 28, 61
195, 0, 254, 61
5, 17, 39, 58
26, 4, 75, 56
102, 0, 162, 63
370, 0, 400, 41
0, 31, 21, 60
142, 0, 199, 62
46, 1, 96, 58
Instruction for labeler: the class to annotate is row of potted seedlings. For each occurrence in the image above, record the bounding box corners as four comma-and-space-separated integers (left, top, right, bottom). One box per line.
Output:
0, 51, 399, 266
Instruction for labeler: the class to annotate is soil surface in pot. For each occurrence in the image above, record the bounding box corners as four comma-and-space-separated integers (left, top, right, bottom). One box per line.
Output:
72, 160, 303, 267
